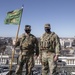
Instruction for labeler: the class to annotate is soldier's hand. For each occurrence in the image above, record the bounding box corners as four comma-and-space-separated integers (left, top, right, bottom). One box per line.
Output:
39, 55, 42, 63
34, 55, 38, 59
13, 39, 16, 45
53, 55, 58, 61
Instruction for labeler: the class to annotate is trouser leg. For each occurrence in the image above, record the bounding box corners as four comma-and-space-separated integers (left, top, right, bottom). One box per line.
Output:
41, 56, 49, 75
15, 55, 24, 75
48, 55, 57, 75
26, 55, 34, 75
41, 52, 49, 75
41, 62, 49, 75
15, 62, 24, 75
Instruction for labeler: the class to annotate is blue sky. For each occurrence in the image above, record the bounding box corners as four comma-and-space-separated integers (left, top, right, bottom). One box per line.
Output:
0, 0, 75, 37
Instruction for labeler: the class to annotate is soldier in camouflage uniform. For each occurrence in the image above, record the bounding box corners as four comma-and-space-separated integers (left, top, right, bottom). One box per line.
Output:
39, 23, 61, 75
14, 25, 39, 75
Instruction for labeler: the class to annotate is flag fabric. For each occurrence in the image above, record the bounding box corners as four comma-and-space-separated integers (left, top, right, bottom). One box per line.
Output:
4, 8, 23, 25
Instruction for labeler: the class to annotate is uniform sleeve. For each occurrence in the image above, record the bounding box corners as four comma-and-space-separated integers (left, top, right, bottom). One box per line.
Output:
55, 35, 61, 55
39, 39, 42, 55
34, 37, 39, 56
39, 34, 45, 55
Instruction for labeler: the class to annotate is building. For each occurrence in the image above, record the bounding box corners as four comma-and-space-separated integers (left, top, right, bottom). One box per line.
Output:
60, 37, 75, 50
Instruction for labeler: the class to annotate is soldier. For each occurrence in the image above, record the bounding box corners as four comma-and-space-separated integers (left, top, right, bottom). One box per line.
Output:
39, 23, 61, 75
14, 25, 39, 75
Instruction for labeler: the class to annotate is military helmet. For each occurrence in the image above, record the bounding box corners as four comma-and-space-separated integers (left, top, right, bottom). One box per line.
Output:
44, 23, 51, 28
25, 25, 31, 30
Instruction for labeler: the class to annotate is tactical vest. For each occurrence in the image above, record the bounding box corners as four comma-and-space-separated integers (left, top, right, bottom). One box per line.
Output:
40, 32, 56, 52
20, 34, 35, 50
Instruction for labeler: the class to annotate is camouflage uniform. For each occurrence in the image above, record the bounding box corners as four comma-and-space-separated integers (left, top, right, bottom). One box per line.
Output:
15, 25, 39, 75
39, 24, 61, 75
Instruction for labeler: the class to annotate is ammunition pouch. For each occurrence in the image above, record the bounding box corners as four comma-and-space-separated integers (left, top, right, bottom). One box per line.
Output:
40, 47, 55, 53
40, 47, 49, 50
40, 41, 50, 48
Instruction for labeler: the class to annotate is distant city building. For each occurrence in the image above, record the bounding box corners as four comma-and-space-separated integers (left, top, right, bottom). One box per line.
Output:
60, 37, 75, 49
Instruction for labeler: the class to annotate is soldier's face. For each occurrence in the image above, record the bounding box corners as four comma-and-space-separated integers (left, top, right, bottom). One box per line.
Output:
25, 29, 31, 34
45, 27, 50, 33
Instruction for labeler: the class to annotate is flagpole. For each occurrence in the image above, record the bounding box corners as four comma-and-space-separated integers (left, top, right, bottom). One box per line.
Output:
9, 24, 20, 74
9, 6, 24, 75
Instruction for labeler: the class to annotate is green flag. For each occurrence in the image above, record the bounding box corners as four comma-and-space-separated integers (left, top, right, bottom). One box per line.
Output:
4, 8, 23, 25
